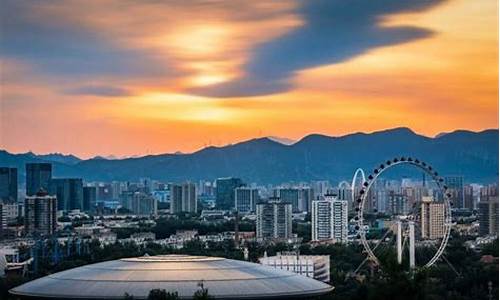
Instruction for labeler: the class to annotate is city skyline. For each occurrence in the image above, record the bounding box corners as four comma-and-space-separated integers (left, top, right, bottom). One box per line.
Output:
1, 0, 498, 158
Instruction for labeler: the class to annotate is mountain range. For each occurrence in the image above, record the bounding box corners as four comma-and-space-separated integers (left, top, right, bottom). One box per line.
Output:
1, 127, 498, 184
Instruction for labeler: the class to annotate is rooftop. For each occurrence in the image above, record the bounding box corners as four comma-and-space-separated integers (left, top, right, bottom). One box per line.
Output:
10, 254, 333, 299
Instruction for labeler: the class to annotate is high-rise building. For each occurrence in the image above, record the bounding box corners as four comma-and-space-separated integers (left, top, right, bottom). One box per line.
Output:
479, 185, 499, 236
170, 184, 182, 214
235, 187, 259, 214
50, 178, 83, 211
0, 203, 18, 225
0, 203, 19, 232
83, 186, 97, 212
299, 187, 315, 213
335, 186, 352, 210
463, 185, 474, 211
312, 181, 330, 197
374, 189, 388, 213
169, 183, 197, 214
0, 167, 17, 203
256, 198, 292, 241
420, 196, 445, 240
0, 204, 6, 233
216, 177, 244, 210
312, 195, 348, 243
121, 192, 157, 216
388, 192, 409, 215
24, 189, 57, 236
444, 176, 464, 209
26, 163, 52, 196
0, 201, 19, 236
277, 188, 300, 212
181, 182, 197, 213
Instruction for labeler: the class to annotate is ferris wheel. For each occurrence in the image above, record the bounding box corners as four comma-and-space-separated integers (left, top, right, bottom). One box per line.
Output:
354, 157, 453, 270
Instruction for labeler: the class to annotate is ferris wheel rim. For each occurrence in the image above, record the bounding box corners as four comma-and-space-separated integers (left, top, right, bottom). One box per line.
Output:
355, 157, 453, 268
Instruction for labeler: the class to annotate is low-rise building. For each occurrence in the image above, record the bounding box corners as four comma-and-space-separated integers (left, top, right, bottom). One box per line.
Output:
259, 251, 330, 282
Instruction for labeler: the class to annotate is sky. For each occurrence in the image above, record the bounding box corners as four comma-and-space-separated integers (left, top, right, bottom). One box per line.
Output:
0, 0, 498, 158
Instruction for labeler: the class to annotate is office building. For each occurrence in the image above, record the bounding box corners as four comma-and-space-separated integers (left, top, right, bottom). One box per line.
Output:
256, 198, 292, 241
170, 183, 197, 214
83, 186, 97, 212
479, 185, 499, 236
216, 177, 244, 210
235, 187, 259, 213
259, 252, 330, 282
24, 189, 57, 236
0, 167, 17, 203
420, 196, 445, 240
312, 195, 348, 243
26, 163, 52, 196
50, 178, 83, 211
444, 176, 464, 209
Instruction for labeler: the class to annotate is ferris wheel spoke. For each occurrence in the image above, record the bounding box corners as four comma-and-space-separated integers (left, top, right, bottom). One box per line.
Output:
413, 223, 459, 275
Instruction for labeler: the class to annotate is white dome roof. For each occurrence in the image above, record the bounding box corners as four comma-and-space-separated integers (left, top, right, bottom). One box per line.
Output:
10, 254, 333, 299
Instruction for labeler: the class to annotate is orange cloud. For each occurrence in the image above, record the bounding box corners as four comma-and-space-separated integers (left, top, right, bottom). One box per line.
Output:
0, 0, 497, 158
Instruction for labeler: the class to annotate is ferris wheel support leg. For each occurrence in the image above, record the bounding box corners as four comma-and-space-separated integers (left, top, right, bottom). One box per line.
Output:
397, 221, 402, 264
409, 221, 415, 269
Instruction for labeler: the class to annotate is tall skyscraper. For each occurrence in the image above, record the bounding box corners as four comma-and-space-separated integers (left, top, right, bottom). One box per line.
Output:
83, 186, 97, 212
0, 167, 17, 203
50, 178, 83, 211
312, 195, 348, 243
216, 177, 244, 210
24, 189, 57, 236
170, 183, 197, 213
26, 163, 52, 196
444, 176, 464, 209
420, 196, 445, 240
256, 198, 292, 241
235, 187, 259, 214
479, 185, 499, 236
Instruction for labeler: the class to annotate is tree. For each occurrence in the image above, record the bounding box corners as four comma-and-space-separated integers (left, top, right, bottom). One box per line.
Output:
147, 289, 179, 300
123, 292, 135, 299
193, 287, 213, 300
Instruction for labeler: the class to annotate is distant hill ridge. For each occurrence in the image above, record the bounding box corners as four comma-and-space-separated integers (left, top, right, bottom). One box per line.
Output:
0, 127, 498, 184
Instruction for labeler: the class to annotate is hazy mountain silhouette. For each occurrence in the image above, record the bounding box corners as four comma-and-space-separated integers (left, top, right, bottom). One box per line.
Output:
1, 128, 497, 184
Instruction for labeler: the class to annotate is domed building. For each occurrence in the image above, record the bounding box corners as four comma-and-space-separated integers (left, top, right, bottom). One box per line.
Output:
10, 254, 334, 299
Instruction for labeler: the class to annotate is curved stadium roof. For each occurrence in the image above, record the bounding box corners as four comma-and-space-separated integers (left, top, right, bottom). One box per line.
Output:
10, 254, 334, 299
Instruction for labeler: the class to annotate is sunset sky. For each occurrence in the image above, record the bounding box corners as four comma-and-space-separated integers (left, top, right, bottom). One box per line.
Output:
0, 0, 498, 158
